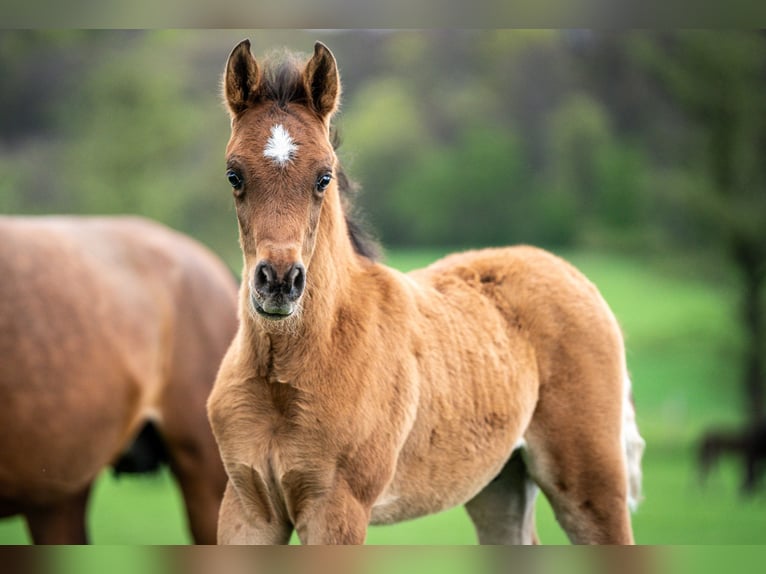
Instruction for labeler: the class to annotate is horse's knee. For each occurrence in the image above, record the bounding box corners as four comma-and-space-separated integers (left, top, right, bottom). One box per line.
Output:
297, 489, 370, 545
217, 480, 292, 545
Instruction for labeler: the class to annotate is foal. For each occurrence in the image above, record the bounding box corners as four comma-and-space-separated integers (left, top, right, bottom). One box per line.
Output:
207, 40, 645, 544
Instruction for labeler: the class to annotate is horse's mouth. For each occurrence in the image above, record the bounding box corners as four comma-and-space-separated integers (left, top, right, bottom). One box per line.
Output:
249, 293, 295, 321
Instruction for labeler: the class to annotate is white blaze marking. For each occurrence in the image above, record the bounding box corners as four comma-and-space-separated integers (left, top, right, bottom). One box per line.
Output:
263, 124, 297, 166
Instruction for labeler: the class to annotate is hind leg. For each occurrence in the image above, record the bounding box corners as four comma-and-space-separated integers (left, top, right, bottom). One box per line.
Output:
25, 485, 91, 544
465, 449, 539, 545
524, 394, 633, 544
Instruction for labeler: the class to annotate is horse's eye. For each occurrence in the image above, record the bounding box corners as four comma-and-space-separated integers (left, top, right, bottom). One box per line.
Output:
226, 169, 243, 190
316, 173, 332, 193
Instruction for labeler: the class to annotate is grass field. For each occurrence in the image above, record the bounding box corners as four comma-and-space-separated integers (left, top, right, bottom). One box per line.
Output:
2, 247, 764, 545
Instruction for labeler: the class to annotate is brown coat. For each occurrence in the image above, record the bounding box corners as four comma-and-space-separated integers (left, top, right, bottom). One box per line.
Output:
208, 40, 644, 545
0, 216, 238, 543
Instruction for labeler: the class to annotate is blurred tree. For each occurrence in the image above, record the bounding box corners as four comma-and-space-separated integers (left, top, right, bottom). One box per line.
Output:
0, 30, 107, 142
387, 124, 528, 246
56, 32, 238, 264
338, 74, 433, 243
542, 92, 651, 248
635, 31, 766, 489
341, 30, 579, 249
0, 31, 242, 266
57, 33, 201, 218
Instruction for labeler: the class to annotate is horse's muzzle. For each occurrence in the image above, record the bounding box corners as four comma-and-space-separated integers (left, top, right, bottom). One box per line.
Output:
249, 292, 296, 320
249, 260, 305, 320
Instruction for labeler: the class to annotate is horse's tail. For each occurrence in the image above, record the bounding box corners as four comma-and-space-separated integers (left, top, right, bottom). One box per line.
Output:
111, 420, 170, 477
622, 375, 646, 511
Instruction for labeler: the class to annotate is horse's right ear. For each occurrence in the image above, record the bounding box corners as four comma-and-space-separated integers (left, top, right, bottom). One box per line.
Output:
224, 39, 261, 116
303, 42, 341, 123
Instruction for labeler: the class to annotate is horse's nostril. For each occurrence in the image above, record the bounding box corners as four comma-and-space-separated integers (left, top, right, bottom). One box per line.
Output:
254, 261, 275, 292
254, 260, 304, 299
290, 263, 306, 294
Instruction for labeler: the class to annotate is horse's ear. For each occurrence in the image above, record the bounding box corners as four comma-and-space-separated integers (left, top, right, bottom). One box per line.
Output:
303, 42, 341, 122
224, 39, 261, 116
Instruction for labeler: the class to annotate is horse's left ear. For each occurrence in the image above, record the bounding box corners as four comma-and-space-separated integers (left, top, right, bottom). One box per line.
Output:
224, 39, 261, 117
303, 42, 341, 122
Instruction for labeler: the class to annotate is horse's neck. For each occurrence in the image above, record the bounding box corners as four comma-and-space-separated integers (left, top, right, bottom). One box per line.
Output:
242, 194, 361, 378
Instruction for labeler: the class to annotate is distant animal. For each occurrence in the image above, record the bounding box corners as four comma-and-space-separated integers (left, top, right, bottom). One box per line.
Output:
207, 40, 646, 545
699, 422, 766, 494
0, 216, 238, 544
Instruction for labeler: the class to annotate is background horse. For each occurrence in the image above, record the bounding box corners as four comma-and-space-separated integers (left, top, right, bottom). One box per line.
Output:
0, 216, 238, 544
208, 40, 645, 544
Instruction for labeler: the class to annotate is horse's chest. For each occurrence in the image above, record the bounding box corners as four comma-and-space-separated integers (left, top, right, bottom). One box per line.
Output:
216, 382, 329, 508
212, 378, 303, 461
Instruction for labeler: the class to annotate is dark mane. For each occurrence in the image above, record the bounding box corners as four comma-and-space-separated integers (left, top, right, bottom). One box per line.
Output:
259, 52, 381, 262
259, 50, 309, 109
332, 130, 381, 262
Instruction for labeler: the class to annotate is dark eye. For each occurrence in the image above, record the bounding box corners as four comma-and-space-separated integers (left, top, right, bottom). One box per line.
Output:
226, 169, 243, 190
315, 173, 332, 193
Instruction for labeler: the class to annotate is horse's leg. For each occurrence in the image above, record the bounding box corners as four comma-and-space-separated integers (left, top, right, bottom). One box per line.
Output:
524, 381, 634, 545
464, 448, 539, 544
24, 485, 91, 544
156, 403, 228, 545
743, 445, 758, 494
296, 482, 370, 545
165, 442, 227, 545
218, 480, 293, 544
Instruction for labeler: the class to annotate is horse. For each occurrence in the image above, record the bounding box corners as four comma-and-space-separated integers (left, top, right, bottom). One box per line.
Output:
0, 216, 238, 544
207, 40, 646, 545
699, 422, 766, 494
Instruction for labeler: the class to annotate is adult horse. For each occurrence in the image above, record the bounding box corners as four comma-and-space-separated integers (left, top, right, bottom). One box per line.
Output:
0, 216, 238, 544
208, 40, 645, 544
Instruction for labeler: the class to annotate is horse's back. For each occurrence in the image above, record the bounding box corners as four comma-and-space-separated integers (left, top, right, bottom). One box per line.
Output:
410, 245, 625, 379
0, 215, 236, 389
419, 246, 628, 415
0, 216, 237, 503
413, 245, 608, 308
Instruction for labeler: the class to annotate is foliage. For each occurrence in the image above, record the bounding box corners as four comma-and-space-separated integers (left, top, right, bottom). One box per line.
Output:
0, 31, 240, 265
2, 29, 761, 260
630, 31, 766, 425
629, 32, 766, 253
382, 124, 529, 246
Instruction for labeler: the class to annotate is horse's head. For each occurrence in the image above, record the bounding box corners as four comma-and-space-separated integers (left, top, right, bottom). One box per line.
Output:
223, 40, 341, 323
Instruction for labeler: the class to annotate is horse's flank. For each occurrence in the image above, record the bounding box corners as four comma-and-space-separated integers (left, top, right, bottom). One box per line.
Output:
208, 40, 644, 545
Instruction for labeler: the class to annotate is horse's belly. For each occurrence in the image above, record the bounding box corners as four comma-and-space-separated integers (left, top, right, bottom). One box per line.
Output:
370, 351, 538, 524
369, 428, 524, 525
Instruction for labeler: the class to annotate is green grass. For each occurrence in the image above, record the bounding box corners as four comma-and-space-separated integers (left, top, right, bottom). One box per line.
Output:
0, 469, 190, 545
2, 247, 764, 545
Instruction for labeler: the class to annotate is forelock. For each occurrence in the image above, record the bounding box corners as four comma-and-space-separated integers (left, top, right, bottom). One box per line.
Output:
259, 49, 309, 108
